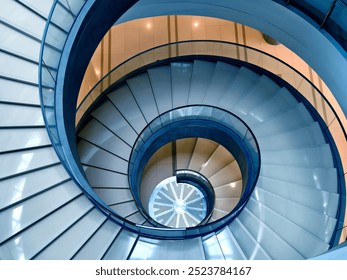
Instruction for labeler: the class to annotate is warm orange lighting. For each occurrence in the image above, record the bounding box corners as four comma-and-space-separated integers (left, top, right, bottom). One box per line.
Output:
146, 23, 152, 29
193, 22, 199, 28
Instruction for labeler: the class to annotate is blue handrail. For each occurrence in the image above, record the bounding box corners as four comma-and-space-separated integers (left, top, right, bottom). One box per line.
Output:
38, 0, 149, 234
39, 0, 88, 164
274, 0, 347, 50
126, 105, 261, 233
77, 40, 347, 145
39, 0, 346, 242
75, 40, 346, 243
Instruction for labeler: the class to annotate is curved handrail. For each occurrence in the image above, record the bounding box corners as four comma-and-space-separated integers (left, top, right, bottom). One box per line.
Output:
127, 105, 260, 232
38, 3, 262, 240
38, 1, 155, 235
77, 40, 347, 143
130, 104, 261, 238
39, 0, 88, 165
38, 0, 346, 242
274, 0, 347, 50
76, 40, 346, 243
38, 0, 144, 233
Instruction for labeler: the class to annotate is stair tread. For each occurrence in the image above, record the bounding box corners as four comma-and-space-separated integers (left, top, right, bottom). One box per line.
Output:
260, 164, 338, 192
260, 144, 334, 168
252, 102, 314, 137
0, 146, 60, 179
78, 118, 132, 160
218, 66, 261, 112
93, 188, 133, 206
0, 180, 83, 244
127, 72, 159, 123
171, 62, 193, 108
188, 60, 216, 104
246, 198, 330, 258
0, 195, 94, 260
257, 175, 339, 216
216, 227, 246, 260
199, 145, 234, 178
109, 201, 139, 217
147, 66, 172, 114
102, 230, 138, 260
239, 207, 304, 259
229, 218, 271, 260
73, 219, 121, 260
257, 122, 326, 150
252, 187, 337, 243
91, 100, 138, 146
0, 78, 40, 105
83, 165, 130, 188
108, 85, 147, 134
203, 61, 239, 106
208, 160, 241, 187
130, 236, 205, 260
0, 103, 44, 127
246, 87, 298, 126
34, 208, 106, 260
188, 138, 218, 170
0, 164, 70, 210
78, 140, 128, 174
176, 138, 197, 169
0, 127, 51, 153
233, 75, 281, 115
202, 233, 225, 260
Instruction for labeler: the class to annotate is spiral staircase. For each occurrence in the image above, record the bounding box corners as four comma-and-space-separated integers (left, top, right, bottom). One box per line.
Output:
0, 0, 346, 260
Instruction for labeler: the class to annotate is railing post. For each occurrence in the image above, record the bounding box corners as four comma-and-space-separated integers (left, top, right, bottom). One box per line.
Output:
321, 0, 338, 28
64, 0, 76, 19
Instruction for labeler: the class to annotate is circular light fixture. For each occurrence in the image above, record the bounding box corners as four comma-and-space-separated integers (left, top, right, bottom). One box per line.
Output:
148, 176, 207, 228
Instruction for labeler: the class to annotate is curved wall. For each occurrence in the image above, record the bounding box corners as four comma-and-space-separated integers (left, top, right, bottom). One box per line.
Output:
116, 0, 347, 117
58, 0, 347, 148
55, 0, 347, 243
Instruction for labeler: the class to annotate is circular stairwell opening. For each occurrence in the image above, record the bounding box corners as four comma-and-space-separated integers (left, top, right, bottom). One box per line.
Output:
148, 176, 208, 228
129, 106, 260, 228
142, 138, 242, 228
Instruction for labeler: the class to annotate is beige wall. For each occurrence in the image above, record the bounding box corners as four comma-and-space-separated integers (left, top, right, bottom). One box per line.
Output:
78, 16, 347, 241
79, 15, 346, 167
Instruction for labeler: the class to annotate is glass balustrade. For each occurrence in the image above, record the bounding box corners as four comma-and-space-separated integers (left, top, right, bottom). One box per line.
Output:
274, 0, 347, 50
39, 0, 346, 240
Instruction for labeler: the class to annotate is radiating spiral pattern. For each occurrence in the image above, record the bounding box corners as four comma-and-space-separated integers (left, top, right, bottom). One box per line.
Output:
148, 176, 207, 228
